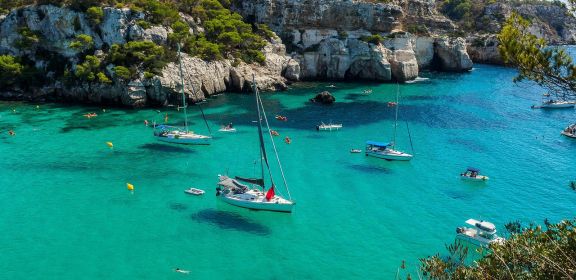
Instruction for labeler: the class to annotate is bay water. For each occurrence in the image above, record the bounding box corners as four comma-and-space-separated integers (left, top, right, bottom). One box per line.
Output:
1, 62, 575, 279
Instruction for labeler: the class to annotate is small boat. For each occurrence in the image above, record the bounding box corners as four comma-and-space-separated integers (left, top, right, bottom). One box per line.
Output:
362, 89, 372, 95
216, 76, 295, 213
456, 219, 505, 246
460, 167, 489, 181
270, 130, 280, 136
184, 187, 205, 196
219, 123, 236, 132
387, 102, 397, 107
366, 85, 414, 161
326, 84, 336, 88
350, 149, 362, 153
153, 43, 212, 145
275, 115, 287, 121
154, 125, 211, 145
365, 141, 413, 161
316, 122, 342, 131
561, 123, 576, 138
83, 113, 98, 118
284, 136, 291, 144
533, 94, 576, 109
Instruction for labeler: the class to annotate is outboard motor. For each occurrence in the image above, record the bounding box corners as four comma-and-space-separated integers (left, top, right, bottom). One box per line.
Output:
216, 187, 221, 196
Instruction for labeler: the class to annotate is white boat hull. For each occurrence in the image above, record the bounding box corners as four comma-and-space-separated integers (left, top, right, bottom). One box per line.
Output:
365, 149, 413, 161
156, 134, 211, 145
456, 234, 504, 247
461, 175, 489, 181
218, 128, 237, 132
561, 131, 576, 138
539, 101, 575, 108
219, 193, 294, 212
317, 124, 342, 131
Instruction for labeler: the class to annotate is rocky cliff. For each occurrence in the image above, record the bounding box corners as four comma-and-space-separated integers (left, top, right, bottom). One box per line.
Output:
0, 5, 298, 106
234, 0, 472, 82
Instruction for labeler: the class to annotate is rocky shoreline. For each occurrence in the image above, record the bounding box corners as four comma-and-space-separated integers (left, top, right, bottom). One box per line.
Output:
0, 1, 574, 107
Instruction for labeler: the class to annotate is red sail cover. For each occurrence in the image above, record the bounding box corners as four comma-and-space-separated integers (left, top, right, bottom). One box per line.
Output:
265, 186, 275, 201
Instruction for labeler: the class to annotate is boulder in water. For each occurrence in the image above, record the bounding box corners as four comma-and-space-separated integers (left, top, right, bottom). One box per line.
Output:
310, 91, 335, 104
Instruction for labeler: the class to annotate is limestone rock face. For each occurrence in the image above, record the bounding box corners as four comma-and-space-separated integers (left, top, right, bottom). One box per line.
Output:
236, 0, 403, 33
466, 35, 502, 65
385, 36, 419, 81
434, 37, 473, 72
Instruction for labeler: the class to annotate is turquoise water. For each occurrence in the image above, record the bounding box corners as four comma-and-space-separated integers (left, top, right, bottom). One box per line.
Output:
1, 63, 576, 279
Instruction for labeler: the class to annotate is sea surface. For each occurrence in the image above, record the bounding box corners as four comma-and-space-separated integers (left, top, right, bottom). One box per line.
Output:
1, 61, 576, 279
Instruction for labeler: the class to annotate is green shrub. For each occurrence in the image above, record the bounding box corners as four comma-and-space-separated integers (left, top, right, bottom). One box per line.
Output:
143, 71, 155, 79
74, 55, 100, 81
0, 55, 24, 87
86, 6, 103, 25
113, 65, 131, 80
97, 71, 112, 83
69, 34, 94, 51
136, 20, 151, 29
360, 34, 384, 45
15, 27, 40, 49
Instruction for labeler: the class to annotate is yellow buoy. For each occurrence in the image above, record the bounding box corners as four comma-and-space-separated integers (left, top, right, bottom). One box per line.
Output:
126, 183, 134, 191
106, 142, 114, 148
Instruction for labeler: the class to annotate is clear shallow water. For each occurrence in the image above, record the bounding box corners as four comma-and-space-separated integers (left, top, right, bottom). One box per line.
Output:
1, 64, 576, 279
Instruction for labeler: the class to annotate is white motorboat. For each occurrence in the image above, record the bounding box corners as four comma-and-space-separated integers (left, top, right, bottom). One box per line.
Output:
216, 75, 295, 213
539, 100, 575, 108
153, 43, 211, 145
184, 188, 205, 196
350, 149, 362, 153
456, 219, 505, 246
561, 123, 576, 138
365, 84, 413, 161
365, 141, 413, 161
316, 122, 342, 131
217, 176, 294, 212
460, 167, 489, 181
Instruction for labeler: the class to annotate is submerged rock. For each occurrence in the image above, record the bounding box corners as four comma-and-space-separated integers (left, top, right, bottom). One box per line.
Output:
311, 91, 335, 104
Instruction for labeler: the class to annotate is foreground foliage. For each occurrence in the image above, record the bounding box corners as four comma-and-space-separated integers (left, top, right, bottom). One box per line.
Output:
498, 13, 576, 99
418, 218, 576, 279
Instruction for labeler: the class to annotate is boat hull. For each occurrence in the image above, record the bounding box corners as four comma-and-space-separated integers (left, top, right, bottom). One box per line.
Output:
461, 175, 489, 181
540, 102, 575, 108
317, 125, 342, 131
218, 194, 294, 212
561, 131, 576, 138
365, 150, 413, 161
156, 135, 211, 145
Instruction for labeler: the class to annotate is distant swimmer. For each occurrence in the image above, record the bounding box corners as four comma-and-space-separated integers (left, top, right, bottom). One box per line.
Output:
174, 268, 190, 274
8, 130, 15, 136
270, 130, 279, 136
144, 120, 149, 126
284, 136, 291, 144
164, 113, 169, 123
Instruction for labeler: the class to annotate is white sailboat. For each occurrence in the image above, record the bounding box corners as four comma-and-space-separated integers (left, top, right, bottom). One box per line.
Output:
366, 85, 413, 161
316, 122, 342, 131
153, 44, 211, 145
216, 75, 295, 213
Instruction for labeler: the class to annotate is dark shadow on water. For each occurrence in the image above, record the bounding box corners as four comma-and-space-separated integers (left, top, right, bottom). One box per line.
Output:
169, 203, 188, 212
448, 138, 486, 153
348, 163, 391, 174
190, 209, 271, 236
139, 143, 197, 154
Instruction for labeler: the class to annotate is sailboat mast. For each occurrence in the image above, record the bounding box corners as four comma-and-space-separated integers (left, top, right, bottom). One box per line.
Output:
392, 83, 400, 148
254, 75, 292, 200
252, 79, 265, 185
253, 76, 275, 188
177, 43, 189, 133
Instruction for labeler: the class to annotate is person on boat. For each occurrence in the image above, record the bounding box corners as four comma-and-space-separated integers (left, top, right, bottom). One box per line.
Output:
227, 123, 233, 129
270, 130, 279, 136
